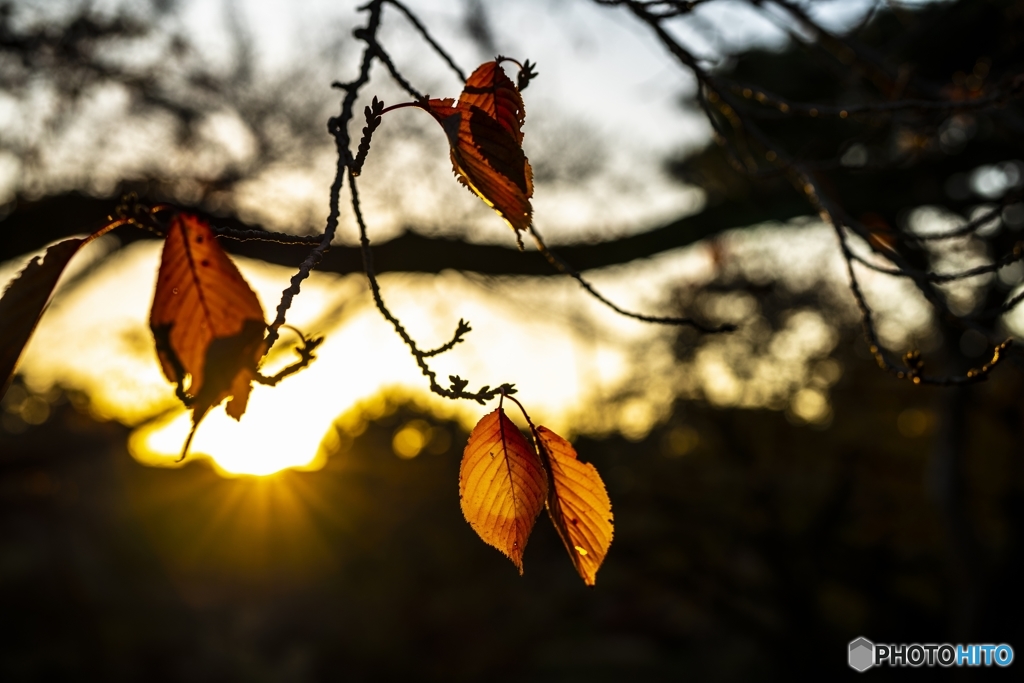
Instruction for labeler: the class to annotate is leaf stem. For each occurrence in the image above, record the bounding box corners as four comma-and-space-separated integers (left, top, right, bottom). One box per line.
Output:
500, 389, 538, 435
379, 100, 427, 116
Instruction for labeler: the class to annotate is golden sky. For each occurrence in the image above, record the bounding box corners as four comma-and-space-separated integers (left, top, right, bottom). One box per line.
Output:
2, 0, 1000, 476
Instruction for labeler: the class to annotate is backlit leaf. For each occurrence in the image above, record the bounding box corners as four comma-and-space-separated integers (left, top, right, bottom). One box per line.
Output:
425, 59, 534, 239
0, 237, 86, 399
536, 426, 614, 586
458, 60, 526, 144
460, 408, 547, 573
149, 214, 266, 432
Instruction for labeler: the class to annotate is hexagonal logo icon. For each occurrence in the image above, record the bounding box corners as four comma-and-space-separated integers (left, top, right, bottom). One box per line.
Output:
849, 637, 875, 672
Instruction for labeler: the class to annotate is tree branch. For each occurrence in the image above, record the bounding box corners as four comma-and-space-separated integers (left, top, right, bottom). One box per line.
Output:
0, 191, 812, 277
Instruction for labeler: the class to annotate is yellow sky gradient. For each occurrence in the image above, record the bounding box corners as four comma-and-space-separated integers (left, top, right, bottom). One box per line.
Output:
3, 234, 706, 475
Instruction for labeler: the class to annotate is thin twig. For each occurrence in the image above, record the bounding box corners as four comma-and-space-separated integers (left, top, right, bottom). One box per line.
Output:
366, 36, 424, 99
385, 0, 467, 82
213, 227, 323, 245
255, 327, 324, 386
722, 78, 1023, 119
352, 96, 385, 176
263, 0, 386, 354
910, 203, 1010, 243
615, 0, 1017, 386
348, 169, 513, 403
976, 286, 1024, 319
421, 318, 473, 358
832, 218, 1013, 386
528, 225, 735, 332
846, 238, 1024, 283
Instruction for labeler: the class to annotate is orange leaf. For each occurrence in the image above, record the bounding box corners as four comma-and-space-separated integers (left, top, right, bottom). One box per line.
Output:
536, 426, 614, 586
149, 214, 266, 429
425, 60, 534, 238
460, 408, 548, 573
0, 237, 86, 398
458, 60, 526, 145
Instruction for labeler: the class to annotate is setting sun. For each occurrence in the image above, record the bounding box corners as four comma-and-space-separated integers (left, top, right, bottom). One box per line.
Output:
5, 239, 673, 476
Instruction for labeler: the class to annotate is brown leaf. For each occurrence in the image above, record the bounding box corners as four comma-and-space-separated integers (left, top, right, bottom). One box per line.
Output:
458, 60, 526, 145
862, 212, 898, 254
536, 426, 614, 586
460, 408, 548, 573
0, 238, 86, 399
149, 213, 266, 429
425, 60, 534, 238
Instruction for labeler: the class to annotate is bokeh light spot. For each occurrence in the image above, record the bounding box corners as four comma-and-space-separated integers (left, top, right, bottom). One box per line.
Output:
393, 420, 431, 459
897, 408, 933, 438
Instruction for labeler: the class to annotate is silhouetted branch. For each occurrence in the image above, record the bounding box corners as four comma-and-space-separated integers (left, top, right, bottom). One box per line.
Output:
213, 227, 322, 245
833, 218, 1013, 386
352, 96, 386, 176
325, 1, 515, 404
364, 36, 423, 100
5, 0, 1019, 402
911, 203, 1009, 242
977, 286, 1024, 319
802, 170, 1016, 378
594, 0, 716, 19
385, 0, 467, 82
527, 225, 736, 333
846, 238, 1024, 283
255, 327, 324, 386
327, 0, 746, 403
614, 0, 1020, 386
421, 319, 472, 358
349, 170, 513, 404
761, 0, 905, 93
0, 191, 810, 277
262, 0, 387, 354
722, 78, 1024, 118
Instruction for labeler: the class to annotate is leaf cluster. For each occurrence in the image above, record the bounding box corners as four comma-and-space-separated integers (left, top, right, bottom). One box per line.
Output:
460, 398, 613, 585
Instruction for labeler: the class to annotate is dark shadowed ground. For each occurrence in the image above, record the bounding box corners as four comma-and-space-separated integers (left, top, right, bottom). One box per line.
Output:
2, 334, 1021, 681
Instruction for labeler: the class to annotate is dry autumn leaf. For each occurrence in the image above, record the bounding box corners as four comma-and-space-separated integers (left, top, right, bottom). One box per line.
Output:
457, 60, 527, 144
424, 59, 534, 239
0, 237, 87, 398
460, 407, 548, 573
149, 213, 267, 441
536, 426, 614, 586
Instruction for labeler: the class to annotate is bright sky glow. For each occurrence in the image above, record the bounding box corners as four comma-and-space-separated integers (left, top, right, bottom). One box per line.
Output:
5, 207, 995, 476
1, 0, 977, 477
4, 237, 710, 475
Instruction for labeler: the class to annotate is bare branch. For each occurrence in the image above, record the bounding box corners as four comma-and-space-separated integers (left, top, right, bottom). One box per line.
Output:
348, 170, 512, 404
846, 237, 1024, 283
263, 0, 387, 354
213, 227, 322, 245
385, 0, 467, 82
255, 328, 324, 386
527, 225, 735, 333
612, 0, 1021, 387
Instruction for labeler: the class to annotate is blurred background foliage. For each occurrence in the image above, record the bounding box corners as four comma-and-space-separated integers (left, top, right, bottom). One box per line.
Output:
2, 0, 1024, 679
2, 353, 1022, 681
